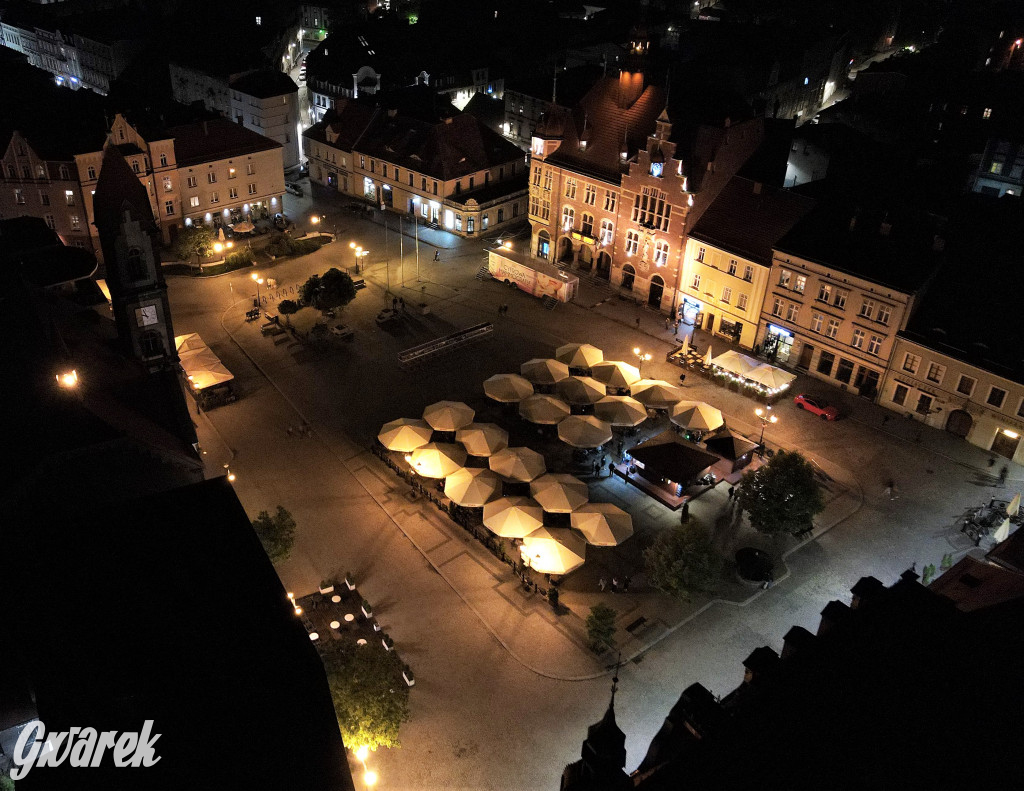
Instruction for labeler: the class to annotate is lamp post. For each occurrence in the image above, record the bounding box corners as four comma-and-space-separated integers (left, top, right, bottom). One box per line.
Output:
412, 198, 421, 281
755, 406, 778, 455
633, 347, 652, 375
251, 272, 264, 307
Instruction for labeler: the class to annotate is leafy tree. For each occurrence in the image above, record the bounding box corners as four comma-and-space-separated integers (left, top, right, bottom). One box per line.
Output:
323, 642, 410, 750
278, 299, 300, 315
643, 523, 721, 599
586, 602, 617, 653
298, 273, 322, 307
251, 505, 296, 563
300, 268, 357, 312
736, 450, 825, 536
171, 225, 213, 268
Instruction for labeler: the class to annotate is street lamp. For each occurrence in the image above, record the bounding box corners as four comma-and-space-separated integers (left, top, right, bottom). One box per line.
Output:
633, 346, 652, 374
56, 369, 79, 389
412, 197, 421, 280
755, 406, 778, 454
349, 242, 369, 274
251, 272, 264, 307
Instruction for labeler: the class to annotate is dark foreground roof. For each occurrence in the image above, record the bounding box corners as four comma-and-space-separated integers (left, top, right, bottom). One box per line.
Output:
629, 431, 719, 484
1, 477, 353, 791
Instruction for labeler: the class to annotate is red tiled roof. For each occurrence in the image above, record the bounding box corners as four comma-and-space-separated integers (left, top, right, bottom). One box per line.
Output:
168, 118, 281, 167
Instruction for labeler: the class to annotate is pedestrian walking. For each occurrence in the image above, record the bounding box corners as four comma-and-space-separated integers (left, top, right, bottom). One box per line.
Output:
884, 480, 894, 499
392, 296, 398, 310
611, 577, 619, 593
664, 316, 671, 330
399, 297, 405, 312
635, 317, 641, 330
999, 466, 1008, 486
622, 576, 631, 592
598, 577, 607, 592
433, 250, 440, 261
593, 461, 599, 476
728, 485, 735, 500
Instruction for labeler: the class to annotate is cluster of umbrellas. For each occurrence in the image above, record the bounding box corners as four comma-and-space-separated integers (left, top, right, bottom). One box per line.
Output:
710, 349, 796, 394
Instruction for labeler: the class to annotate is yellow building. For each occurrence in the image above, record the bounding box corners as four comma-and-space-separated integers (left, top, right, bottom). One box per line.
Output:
679, 177, 815, 349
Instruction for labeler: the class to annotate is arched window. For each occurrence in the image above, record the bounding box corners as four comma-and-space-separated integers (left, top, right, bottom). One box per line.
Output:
600, 219, 614, 245
625, 230, 640, 255
581, 212, 594, 236
621, 264, 636, 291
654, 240, 670, 266
126, 247, 146, 281
562, 206, 575, 232
139, 331, 164, 358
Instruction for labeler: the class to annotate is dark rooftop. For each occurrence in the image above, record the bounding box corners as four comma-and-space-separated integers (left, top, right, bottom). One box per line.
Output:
230, 70, 299, 100
168, 117, 281, 167
629, 431, 720, 485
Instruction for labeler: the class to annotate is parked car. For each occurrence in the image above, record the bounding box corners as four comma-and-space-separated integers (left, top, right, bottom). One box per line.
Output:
285, 182, 303, 197
375, 309, 401, 326
793, 393, 839, 420
330, 323, 354, 340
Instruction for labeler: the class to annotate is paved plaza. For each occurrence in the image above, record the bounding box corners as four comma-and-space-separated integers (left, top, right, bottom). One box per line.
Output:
168, 207, 1021, 789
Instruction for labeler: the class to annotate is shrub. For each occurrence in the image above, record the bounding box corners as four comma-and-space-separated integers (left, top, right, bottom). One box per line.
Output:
224, 250, 252, 268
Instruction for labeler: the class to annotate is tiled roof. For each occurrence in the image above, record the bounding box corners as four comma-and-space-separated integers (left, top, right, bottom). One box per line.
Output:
690, 177, 816, 265
168, 117, 281, 167
229, 70, 298, 99
303, 99, 377, 152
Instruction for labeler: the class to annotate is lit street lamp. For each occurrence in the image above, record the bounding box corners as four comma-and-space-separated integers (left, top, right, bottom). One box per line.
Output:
633, 346, 652, 374
349, 242, 369, 274
755, 406, 778, 455
251, 272, 264, 307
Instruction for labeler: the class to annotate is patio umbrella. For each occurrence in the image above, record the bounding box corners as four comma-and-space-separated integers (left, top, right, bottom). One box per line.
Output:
520, 358, 570, 385
556, 375, 607, 404
483, 373, 534, 403
456, 423, 509, 457
571, 503, 634, 546
746, 364, 796, 390
712, 350, 759, 377
483, 496, 544, 538
423, 400, 475, 431
521, 527, 586, 575
993, 518, 1012, 544
631, 379, 684, 409
175, 333, 209, 354
558, 415, 613, 449
1008, 493, 1021, 517
670, 401, 725, 432
489, 446, 547, 481
703, 346, 713, 366
530, 473, 589, 513
555, 343, 604, 370
679, 334, 690, 356
217, 226, 226, 242
591, 360, 642, 389
378, 417, 433, 452
519, 394, 571, 425
408, 442, 466, 478
594, 395, 647, 427
231, 220, 255, 233
445, 467, 502, 507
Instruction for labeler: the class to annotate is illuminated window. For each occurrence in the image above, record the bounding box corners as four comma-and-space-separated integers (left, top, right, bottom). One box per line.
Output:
70, 215, 80, 229
599, 219, 614, 245
625, 230, 640, 255
818, 283, 832, 302
772, 297, 783, 317
654, 240, 669, 265
743, 265, 753, 282
562, 206, 574, 231
248, 183, 257, 195
87, 166, 96, 180
543, 171, 553, 192
786, 303, 799, 322
14, 188, 24, 204
228, 168, 237, 179
229, 187, 238, 199
160, 153, 168, 167
189, 196, 200, 208
581, 213, 594, 236
163, 178, 172, 192
210, 192, 219, 204
696, 247, 705, 263
721, 286, 732, 304
247, 163, 255, 175
631, 187, 671, 230
532, 166, 541, 186
584, 184, 596, 205
779, 269, 791, 288
164, 201, 174, 216
794, 274, 806, 293
187, 176, 197, 188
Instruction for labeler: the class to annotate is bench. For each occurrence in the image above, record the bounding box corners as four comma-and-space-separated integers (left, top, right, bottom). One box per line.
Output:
351, 278, 366, 290
625, 616, 647, 634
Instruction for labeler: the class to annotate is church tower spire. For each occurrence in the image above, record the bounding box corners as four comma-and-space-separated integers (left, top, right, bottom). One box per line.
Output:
560, 667, 631, 791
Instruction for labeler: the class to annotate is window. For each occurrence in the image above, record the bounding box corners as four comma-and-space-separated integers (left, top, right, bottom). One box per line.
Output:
247, 163, 255, 176
562, 206, 575, 231
228, 167, 237, 180
564, 178, 577, 199
432, 181, 438, 195
360, 156, 366, 170
160, 153, 168, 167
482, 214, 489, 229
721, 286, 732, 304
189, 196, 200, 208
859, 299, 875, 319
851, 329, 865, 349
14, 189, 24, 204
467, 216, 474, 233
926, 362, 945, 384
187, 176, 197, 188
916, 393, 934, 415
811, 313, 823, 333
867, 335, 883, 355
87, 166, 96, 180
690, 272, 701, 290
903, 353, 920, 374
626, 230, 640, 255
58, 165, 69, 180
543, 171, 553, 192
529, 195, 540, 216
817, 283, 832, 302
697, 247, 706, 263
892, 384, 909, 406
370, 160, 375, 173
600, 219, 614, 245
226, 187, 237, 200
826, 318, 840, 339
632, 187, 671, 230
409, 173, 414, 186
248, 183, 257, 195
728, 259, 737, 276
834, 289, 848, 309
779, 269, 792, 288
983, 108, 992, 119
654, 240, 669, 266
207, 172, 217, 184
140, 331, 164, 358
39, 191, 50, 206
794, 274, 807, 293
163, 177, 173, 192
836, 358, 854, 384
1017, 399, 1024, 418
131, 160, 140, 174
584, 184, 597, 205
44, 214, 55, 230
126, 247, 145, 280
209, 192, 219, 204
956, 375, 976, 397
987, 387, 1007, 409
737, 293, 748, 311
455, 214, 462, 232
786, 303, 799, 322
64, 190, 74, 206
70, 215, 80, 230
604, 190, 616, 212
817, 351, 835, 376
772, 297, 784, 317
743, 265, 753, 282
382, 164, 388, 179
876, 304, 892, 326
532, 166, 541, 186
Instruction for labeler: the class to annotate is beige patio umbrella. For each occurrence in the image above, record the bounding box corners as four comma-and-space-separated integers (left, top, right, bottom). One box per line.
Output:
444, 467, 502, 507
993, 517, 1012, 543
521, 527, 586, 575
556, 375, 607, 404
746, 364, 796, 391
423, 400, 475, 431
679, 334, 690, 355
594, 395, 648, 427
520, 357, 571, 384
408, 442, 466, 478
519, 394, 571, 424
456, 422, 509, 457
703, 346, 713, 366
378, 417, 433, 452
558, 415, 614, 449
571, 503, 634, 546
483, 496, 545, 538
489, 446, 547, 481
530, 473, 589, 513
483, 372, 534, 403
591, 360, 642, 389
555, 343, 604, 370
670, 400, 725, 432
1006, 493, 1020, 517
631, 379, 685, 409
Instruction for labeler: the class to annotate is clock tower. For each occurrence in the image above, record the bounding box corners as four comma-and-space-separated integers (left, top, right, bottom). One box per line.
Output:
93, 143, 177, 372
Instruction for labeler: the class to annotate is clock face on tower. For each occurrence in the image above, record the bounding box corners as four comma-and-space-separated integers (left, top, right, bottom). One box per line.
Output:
135, 304, 158, 327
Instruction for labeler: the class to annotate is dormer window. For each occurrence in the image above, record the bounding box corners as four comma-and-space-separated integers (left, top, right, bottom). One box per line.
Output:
531, 138, 544, 156
650, 162, 663, 178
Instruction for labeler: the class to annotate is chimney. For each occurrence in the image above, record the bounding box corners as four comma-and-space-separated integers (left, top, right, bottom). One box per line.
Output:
752, 181, 762, 195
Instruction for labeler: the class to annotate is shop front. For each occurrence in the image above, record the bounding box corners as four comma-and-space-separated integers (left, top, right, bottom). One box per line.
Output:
762, 324, 793, 363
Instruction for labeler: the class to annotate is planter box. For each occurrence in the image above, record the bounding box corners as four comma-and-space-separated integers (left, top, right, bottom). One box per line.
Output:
372, 621, 381, 632
403, 670, 415, 687
382, 639, 394, 651
361, 605, 373, 619
318, 585, 334, 595
345, 579, 356, 591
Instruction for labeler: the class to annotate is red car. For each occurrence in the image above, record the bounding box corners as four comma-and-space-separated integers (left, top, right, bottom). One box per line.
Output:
793, 393, 839, 420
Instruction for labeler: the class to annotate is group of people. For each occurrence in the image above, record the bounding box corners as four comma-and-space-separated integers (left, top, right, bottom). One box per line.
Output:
598, 576, 630, 593
391, 296, 406, 312
497, 304, 510, 316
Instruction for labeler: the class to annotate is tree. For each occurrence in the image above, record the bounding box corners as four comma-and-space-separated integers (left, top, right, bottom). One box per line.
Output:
736, 450, 825, 536
251, 505, 296, 563
299, 268, 356, 312
298, 273, 321, 307
278, 299, 300, 315
643, 523, 721, 599
323, 642, 410, 750
171, 225, 213, 269
586, 602, 617, 653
